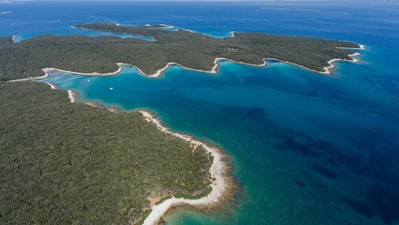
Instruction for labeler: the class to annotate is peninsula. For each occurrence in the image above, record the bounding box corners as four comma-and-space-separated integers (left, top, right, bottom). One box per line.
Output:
0, 23, 362, 81
0, 81, 220, 225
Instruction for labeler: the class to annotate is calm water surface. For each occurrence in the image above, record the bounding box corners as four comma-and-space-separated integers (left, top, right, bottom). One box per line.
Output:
1, 1, 399, 225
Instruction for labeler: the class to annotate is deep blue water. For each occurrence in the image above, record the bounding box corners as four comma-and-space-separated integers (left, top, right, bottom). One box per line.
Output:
2, 1, 399, 225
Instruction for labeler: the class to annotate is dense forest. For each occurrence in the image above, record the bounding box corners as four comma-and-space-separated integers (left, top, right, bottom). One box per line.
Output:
0, 23, 360, 224
0, 81, 212, 224
0, 23, 360, 80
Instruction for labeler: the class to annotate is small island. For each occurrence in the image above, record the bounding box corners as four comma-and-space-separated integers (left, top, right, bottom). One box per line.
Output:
0, 23, 362, 81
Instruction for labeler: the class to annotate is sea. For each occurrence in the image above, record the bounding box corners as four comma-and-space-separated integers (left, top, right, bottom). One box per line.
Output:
1, 1, 399, 225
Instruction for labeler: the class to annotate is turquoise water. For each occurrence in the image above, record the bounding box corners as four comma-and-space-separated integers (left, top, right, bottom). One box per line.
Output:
42, 56, 399, 225
12, 26, 155, 43
2, 1, 399, 224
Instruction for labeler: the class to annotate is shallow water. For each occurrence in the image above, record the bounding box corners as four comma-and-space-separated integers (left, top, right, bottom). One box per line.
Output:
2, 1, 399, 225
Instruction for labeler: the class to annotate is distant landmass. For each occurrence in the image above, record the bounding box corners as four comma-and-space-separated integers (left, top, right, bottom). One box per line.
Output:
0, 23, 361, 81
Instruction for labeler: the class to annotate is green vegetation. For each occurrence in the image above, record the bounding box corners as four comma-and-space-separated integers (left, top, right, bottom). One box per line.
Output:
0, 81, 212, 224
0, 23, 360, 224
0, 23, 359, 81
175, 186, 213, 200
136, 209, 152, 225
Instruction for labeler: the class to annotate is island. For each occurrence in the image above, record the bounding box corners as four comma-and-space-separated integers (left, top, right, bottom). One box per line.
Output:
0, 23, 363, 225
0, 23, 362, 81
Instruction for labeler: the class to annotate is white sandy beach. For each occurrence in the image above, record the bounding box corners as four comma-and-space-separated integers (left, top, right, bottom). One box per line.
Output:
46, 82, 56, 90
8, 73, 48, 82
8, 66, 122, 82
67, 90, 77, 103
42, 64, 124, 76
139, 110, 229, 225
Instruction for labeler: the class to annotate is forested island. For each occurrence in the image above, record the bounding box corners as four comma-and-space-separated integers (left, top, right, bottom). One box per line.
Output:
0, 23, 362, 225
0, 23, 361, 81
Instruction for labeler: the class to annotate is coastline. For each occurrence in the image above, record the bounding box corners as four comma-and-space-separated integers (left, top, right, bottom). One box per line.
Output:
266, 52, 361, 75
32, 46, 361, 79
56, 86, 233, 225
13, 72, 234, 225
7, 68, 50, 82
266, 45, 364, 75
133, 57, 267, 78
138, 110, 233, 225
41, 64, 124, 76
337, 44, 366, 50
6, 44, 364, 83
68, 90, 78, 103
46, 82, 57, 90
4, 42, 364, 225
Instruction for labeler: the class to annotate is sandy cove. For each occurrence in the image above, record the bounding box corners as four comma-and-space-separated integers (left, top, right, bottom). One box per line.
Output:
8, 65, 123, 83
138, 110, 231, 225
7, 64, 121, 82
41, 63, 124, 76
